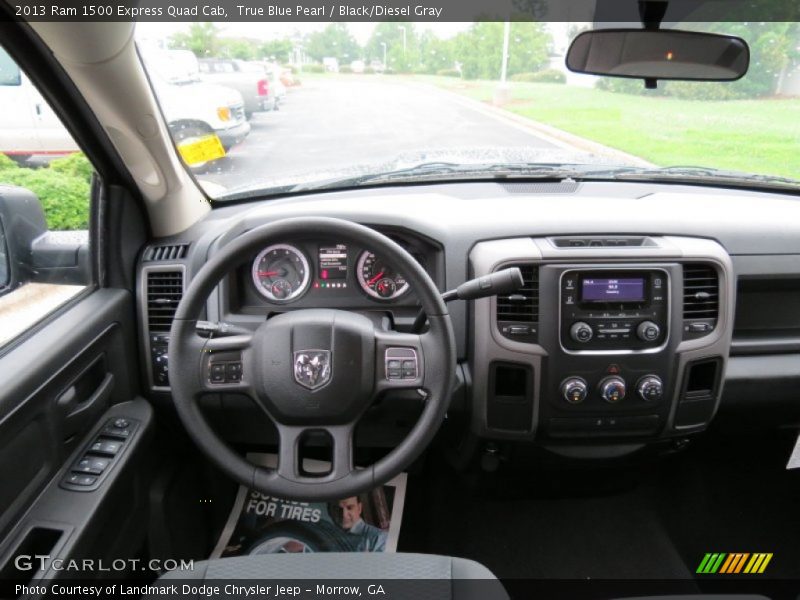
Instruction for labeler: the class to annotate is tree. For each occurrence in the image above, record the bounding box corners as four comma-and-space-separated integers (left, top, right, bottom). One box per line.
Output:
260, 39, 294, 63
217, 38, 259, 60
365, 22, 420, 72
168, 23, 220, 58
305, 24, 361, 63
453, 22, 551, 80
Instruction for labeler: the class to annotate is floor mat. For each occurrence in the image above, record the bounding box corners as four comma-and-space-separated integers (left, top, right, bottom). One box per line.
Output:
398, 432, 800, 581
211, 453, 407, 557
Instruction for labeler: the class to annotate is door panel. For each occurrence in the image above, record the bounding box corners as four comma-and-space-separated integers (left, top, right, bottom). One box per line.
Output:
0, 288, 140, 540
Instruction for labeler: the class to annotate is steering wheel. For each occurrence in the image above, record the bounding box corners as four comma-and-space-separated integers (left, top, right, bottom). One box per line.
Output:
169, 217, 456, 500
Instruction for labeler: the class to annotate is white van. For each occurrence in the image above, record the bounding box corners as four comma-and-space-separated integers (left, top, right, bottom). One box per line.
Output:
0, 46, 79, 158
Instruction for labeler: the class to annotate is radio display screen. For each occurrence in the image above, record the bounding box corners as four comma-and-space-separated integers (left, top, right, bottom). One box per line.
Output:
581, 277, 646, 303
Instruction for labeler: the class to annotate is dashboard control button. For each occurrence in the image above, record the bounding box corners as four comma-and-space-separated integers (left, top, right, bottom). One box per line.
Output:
637, 320, 661, 342
599, 376, 626, 403
570, 321, 593, 343
637, 376, 664, 402
561, 377, 588, 404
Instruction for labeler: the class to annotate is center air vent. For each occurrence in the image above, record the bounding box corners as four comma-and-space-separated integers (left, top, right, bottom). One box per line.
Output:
144, 244, 189, 262
683, 264, 719, 338
146, 270, 184, 333
496, 264, 539, 343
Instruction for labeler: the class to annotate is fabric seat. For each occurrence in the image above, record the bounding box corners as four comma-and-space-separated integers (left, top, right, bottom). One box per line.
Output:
150, 553, 507, 600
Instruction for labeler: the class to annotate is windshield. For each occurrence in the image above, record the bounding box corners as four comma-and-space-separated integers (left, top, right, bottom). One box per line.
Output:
135, 21, 800, 199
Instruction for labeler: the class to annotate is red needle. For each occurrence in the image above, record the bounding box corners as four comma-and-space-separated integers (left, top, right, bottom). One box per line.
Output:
368, 271, 385, 285
258, 270, 279, 277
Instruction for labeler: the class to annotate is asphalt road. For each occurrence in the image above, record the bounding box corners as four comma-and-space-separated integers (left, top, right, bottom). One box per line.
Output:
202, 77, 561, 193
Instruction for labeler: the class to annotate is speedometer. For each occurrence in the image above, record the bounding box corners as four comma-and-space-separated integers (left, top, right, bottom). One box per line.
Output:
251, 244, 311, 303
357, 251, 409, 300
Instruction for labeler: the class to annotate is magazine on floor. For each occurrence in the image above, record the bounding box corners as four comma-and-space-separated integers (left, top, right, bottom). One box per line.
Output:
211, 453, 406, 557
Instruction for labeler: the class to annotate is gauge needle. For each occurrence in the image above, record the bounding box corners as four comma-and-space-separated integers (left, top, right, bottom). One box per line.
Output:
258, 270, 280, 277
368, 272, 385, 285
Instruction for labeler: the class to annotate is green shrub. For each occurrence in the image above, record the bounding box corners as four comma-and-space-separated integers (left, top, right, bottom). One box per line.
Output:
0, 153, 19, 171
339, 65, 353, 74
0, 153, 91, 230
303, 63, 325, 73
363, 66, 375, 75
436, 68, 461, 78
48, 152, 93, 181
511, 69, 566, 84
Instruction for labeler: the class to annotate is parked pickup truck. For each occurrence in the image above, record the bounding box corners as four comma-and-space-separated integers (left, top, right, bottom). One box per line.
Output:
198, 58, 277, 117
0, 47, 249, 168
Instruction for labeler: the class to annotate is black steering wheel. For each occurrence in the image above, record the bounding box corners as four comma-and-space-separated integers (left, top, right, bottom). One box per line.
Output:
169, 217, 456, 500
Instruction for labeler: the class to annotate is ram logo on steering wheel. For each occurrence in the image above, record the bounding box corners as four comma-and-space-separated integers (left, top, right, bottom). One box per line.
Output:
293, 350, 332, 390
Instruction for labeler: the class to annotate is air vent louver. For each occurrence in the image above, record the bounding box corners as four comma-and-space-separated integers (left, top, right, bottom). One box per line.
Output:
683, 264, 718, 338
146, 270, 183, 333
144, 244, 189, 262
496, 265, 539, 342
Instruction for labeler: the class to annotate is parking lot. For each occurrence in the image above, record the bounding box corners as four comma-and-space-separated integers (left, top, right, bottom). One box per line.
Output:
201, 77, 565, 193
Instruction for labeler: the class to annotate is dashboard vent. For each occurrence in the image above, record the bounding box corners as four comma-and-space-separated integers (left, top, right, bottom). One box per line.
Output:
497, 264, 539, 324
683, 264, 719, 336
144, 244, 189, 262
146, 270, 184, 333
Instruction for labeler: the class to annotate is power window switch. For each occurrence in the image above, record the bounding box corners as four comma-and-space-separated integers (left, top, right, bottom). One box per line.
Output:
65, 473, 97, 487
74, 456, 110, 475
89, 439, 122, 457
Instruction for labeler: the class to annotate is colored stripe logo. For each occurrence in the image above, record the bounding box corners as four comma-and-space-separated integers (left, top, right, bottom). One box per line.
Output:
697, 553, 773, 574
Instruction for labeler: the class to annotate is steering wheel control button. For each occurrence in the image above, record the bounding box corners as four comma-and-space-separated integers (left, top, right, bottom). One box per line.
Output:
570, 321, 593, 343
637, 320, 661, 342
208, 359, 244, 384
74, 456, 110, 475
561, 377, 588, 404
599, 376, 626, 403
637, 376, 664, 402
90, 439, 122, 457
385, 348, 418, 380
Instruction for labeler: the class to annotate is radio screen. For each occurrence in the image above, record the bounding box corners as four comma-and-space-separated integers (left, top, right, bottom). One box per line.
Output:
318, 245, 348, 280
582, 277, 645, 303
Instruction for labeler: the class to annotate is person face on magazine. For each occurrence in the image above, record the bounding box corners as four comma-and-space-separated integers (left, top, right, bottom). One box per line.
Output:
337, 496, 364, 530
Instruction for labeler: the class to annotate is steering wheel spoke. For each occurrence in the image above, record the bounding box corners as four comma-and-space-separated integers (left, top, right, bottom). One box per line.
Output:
276, 423, 354, 482
373, 329, 428, 395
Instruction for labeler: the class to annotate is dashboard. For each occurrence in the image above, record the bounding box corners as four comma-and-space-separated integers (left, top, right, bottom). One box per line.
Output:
136, 179, 800, 452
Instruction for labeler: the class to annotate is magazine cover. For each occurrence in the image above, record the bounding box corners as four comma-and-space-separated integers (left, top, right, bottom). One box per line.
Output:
211, 453, 406, 558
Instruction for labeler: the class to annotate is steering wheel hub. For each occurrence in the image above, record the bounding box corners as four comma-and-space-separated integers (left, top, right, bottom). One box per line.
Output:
250, 309, 375, 424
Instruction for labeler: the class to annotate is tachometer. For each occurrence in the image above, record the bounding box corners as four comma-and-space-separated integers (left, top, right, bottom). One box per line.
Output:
252, 244, 311, 303
357, 251, 409, 300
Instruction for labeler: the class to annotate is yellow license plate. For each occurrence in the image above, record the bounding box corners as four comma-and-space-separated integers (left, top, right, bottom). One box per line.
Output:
177, 134, 226, 165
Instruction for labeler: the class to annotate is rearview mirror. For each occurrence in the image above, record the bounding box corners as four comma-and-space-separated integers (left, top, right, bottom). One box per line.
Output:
566, 29, 749, 83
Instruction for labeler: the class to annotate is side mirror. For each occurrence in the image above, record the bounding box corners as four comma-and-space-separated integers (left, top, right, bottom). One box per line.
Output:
0, 186, 89, 296
566, 29, 749, 85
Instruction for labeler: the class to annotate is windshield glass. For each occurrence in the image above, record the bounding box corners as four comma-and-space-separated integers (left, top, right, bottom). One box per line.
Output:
135, 21, 800, 199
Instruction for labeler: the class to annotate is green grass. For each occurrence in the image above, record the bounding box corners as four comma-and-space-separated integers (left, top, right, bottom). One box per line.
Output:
410, 75, 800, 181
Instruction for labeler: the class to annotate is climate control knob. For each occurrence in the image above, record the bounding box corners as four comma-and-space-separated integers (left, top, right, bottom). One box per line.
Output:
637, 320, 661, 342
599, 376, 626, 403
637, 375, 664, 402
561, 377, 588, 404
570, 321, 594, 343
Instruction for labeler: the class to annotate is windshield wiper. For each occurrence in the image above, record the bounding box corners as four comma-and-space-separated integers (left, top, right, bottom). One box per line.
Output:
289, 161, 584, 192
579, 165, 799, 190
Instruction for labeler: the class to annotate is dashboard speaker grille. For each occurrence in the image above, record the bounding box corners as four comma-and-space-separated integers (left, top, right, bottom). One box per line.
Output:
683, 264, 719, 320
496, 264, 539, 323
146, 270, 184, 333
